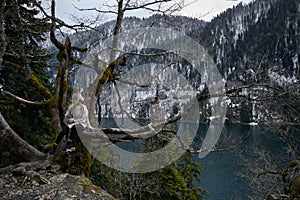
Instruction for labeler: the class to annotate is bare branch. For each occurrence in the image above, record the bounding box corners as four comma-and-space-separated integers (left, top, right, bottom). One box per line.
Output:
99, 82, 295, 139
123, 0, 172, 11
257, 170, 282, 177
73, 5, 118, 15
71, 46, 88, 53
34, 1, 96, 31
1, 90, 48, 105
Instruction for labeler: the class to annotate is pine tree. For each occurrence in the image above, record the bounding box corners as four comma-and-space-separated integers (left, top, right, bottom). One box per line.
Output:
0, 0, 6, 65
0, 0, 53, 154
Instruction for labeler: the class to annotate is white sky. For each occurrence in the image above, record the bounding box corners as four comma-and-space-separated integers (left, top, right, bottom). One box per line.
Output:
44, 0, 253, 24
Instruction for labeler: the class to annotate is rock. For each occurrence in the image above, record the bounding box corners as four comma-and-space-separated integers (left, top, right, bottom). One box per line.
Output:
12, 166, 26, 176
0, 178, 4, 189
36, 173, 116, 200
268, 160, 300, 200
0, 163, 116, 200
267, 194, 290, 200
282, 160, 300, 197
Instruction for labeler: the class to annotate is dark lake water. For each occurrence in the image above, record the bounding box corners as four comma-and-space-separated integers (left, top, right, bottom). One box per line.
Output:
195, 124, 291, 200
101, 119, 296, 199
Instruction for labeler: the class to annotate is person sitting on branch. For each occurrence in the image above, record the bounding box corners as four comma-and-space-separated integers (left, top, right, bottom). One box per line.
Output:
49, 93, 93, 154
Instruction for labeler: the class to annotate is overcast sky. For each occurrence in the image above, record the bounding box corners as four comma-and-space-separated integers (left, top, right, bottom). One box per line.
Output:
46, 0, 253, 24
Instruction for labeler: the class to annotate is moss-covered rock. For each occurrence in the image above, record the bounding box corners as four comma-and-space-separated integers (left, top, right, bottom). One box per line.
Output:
282, 160, 300, 197
267, 160, 300, 199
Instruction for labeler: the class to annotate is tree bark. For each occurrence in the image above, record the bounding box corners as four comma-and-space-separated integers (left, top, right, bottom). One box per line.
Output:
49, 36, 73, 135
0, 112, 46, 163
90, 1, 125, 126
49, 0, 87, 135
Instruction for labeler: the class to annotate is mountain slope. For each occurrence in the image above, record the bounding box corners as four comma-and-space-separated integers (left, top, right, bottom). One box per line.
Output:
46, 0, 299, 123
194, 0, 299, 123
198, 0, 299, 82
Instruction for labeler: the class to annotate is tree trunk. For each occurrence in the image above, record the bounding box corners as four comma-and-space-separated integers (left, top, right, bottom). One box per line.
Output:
0, 112, 46, 163
90, 2, 125, 126
50, 36, 73, 136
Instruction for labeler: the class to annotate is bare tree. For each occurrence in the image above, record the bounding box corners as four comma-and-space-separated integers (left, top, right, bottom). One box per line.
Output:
73, 0, 186, 126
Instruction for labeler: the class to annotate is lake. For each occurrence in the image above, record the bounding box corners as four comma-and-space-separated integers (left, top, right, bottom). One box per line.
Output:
100, 119, 296, 199
196, 124, 292, 200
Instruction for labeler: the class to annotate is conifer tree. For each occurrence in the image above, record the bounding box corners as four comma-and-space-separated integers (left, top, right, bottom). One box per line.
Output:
0, 0, 53, 153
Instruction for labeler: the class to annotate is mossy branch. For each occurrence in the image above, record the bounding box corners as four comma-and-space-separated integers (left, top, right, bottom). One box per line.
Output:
71, 46, 88, 52
0, 90, 49, 105
95, 57, 126, 98
257, 170, 282, 177
4, 61, 52, 99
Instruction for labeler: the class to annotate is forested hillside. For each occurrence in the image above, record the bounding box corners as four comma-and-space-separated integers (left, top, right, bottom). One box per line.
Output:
197, 0, 299, 123
0, 0, 299, 199
51, 0, 299, 124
